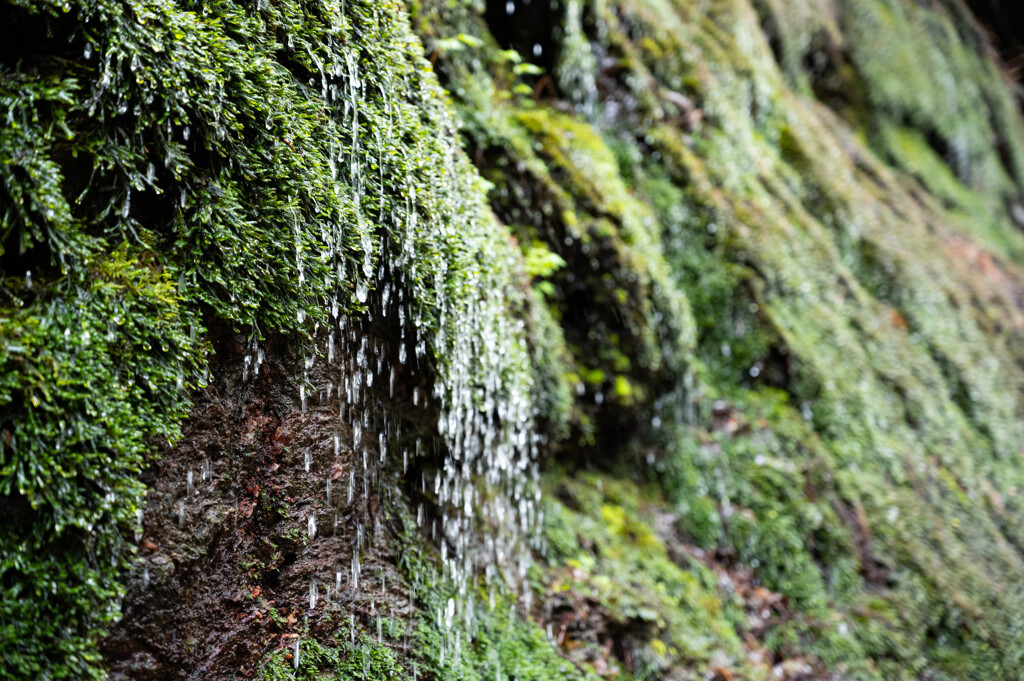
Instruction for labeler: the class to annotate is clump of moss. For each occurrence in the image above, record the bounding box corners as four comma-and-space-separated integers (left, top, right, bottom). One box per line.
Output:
0, 244, 202, 678
391, 501, 598, 681
259, 629, 406, 681
541, 472, 749, 679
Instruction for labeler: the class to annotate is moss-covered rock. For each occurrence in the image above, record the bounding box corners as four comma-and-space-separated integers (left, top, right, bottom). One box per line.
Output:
1, 0, 555, 676
418, 0, 1024, 678
8, 0, 1024, 679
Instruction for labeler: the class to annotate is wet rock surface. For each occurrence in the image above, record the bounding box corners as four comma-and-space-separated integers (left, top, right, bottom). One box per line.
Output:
101, 328, 410, 679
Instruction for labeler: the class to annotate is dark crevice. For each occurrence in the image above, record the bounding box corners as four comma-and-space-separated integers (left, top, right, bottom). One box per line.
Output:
483, 0, 562, 73
0, 4, 81, 68
468, 139, 680, 462
962, 0, 1024, 89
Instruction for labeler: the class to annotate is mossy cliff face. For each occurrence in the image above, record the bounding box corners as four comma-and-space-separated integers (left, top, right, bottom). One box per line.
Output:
5, 0, 1024, 679
2, 0, 544, 676
416, 0, 1024, 677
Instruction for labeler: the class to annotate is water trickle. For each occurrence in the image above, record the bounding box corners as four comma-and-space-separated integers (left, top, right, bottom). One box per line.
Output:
445, 597, 455, 630
167, 19, 554, 656
309, 577, 318, 609
557, 0, 599, 120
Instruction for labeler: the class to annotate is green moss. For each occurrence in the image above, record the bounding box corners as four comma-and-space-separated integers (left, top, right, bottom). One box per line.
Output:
542, 472, 748, 678
10, 0, 1024, 677
0, 244, 202, 678
2, 0, 563, 676
659, 392, 858, 613
421, 0, 1024, 677
393, 502, 597, 681
259, 630, 406, 681
877, 122, 1024, 261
